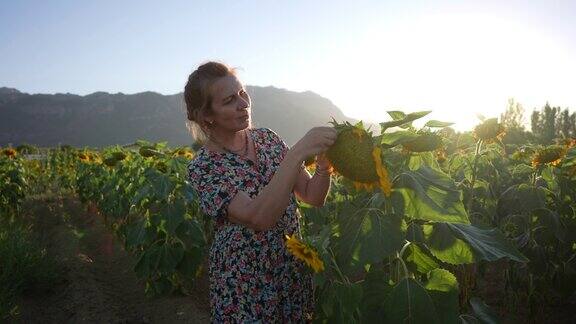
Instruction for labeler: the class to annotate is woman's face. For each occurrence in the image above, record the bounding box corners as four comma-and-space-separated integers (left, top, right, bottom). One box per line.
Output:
207, 74, 251, 133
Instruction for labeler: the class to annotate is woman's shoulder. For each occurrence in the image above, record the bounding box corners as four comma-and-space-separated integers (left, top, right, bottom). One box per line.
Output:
252, 127, 283, 143
186, 147, 212, 176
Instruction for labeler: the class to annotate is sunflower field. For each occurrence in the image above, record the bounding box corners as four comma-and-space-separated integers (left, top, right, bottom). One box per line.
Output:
1, 110, 575, 323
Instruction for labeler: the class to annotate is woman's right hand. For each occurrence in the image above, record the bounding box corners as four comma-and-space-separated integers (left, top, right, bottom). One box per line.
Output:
291, 127, 338, 161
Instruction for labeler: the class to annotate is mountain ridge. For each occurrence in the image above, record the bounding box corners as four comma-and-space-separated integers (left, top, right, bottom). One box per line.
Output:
0, 86, 369, 147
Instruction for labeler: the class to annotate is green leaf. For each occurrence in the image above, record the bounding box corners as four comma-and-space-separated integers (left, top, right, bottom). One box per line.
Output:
406, 223, 425, 243
380, 130, 420, 147
158, 242, 185, 272
407, 152, 441, 172
159, 198, 186, 235
425, 269, 459, 324
469, 297, 500, 324
134, 252, 151, 278
336, 210, 405, 271
388, 111, 407, 120
447, 224, 529, 262
428, 290, 459, 324
334, 281, 363, 321
148, 243, 163, 270
460, 314, 481, 324
146, 169, 176, 201
424, 269, 458, 292
533, 208, 564, 242
320, 283, 337, 318
380, 111, 432, 131
424, 223, 475, 264
405, 243, 440, 274
384, 278, 439, 324
125, 218, 147, 249
360, 268, 392, 322
151, 276, 173, 295
424, 120, 454, 128
175, 219, 206, 249
176, 247, 203, 277
498, 184, 546, 215
511, 164, 533, 177
392, 166, 470, 224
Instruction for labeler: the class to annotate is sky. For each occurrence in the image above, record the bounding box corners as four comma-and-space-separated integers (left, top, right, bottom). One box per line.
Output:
1, 0, 575, 131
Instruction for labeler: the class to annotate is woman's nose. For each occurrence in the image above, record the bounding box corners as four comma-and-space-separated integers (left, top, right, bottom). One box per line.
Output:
237, 95, 250, 110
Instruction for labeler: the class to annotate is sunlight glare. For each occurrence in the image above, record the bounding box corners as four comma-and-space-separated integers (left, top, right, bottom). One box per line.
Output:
321, 12, 576, 131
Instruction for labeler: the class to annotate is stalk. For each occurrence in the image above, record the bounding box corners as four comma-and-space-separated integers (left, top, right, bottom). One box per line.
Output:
467, 139, 483, 213
328, 247, 349, 284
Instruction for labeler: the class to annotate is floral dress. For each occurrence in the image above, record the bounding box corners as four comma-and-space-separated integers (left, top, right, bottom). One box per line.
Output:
187, 127, 314, 323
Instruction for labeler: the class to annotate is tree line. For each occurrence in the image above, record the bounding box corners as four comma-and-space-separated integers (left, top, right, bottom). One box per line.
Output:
498, 99, 575, 145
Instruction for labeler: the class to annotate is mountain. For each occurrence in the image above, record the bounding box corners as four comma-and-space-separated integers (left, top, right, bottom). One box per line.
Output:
0, 86, 369, 148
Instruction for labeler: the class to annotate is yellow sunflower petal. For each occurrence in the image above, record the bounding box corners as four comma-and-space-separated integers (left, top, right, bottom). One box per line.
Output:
372, 146, 392, 196
284, 234, 324, 273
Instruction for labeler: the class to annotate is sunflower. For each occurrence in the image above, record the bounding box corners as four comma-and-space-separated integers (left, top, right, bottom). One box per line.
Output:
436, 148, 447, 163
140, 146, 162, 158
103, 157, 119, 167
88, 152, 102, 164
78, 152, 90, 163
173, 148, 195, 159
559, 138, 576, 149
155, 161, 168, 173
473, 118, 506, 143
401, 133, 443, 153
285, 234, 324, 273
531, 145, 567, 168
111, 151, 127, 161
3, 148, 17, 158
325, 121, 392, 196
304, 156, 316, 167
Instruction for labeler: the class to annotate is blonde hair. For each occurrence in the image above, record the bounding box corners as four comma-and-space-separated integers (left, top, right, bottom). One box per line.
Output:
183, 61, 239, 143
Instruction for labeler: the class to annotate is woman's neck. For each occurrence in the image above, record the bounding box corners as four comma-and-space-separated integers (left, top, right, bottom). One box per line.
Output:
206, 128, 249, 153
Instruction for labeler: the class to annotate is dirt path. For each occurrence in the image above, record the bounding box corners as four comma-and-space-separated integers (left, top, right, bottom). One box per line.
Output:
12, 194, 210, 324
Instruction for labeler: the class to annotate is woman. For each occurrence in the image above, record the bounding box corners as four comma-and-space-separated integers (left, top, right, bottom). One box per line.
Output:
184, 61, 337, 322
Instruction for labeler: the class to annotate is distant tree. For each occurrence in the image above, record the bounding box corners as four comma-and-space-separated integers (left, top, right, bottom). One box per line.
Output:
559, 108, 576, 138
500, 98, 525, 130
499, 99, 532, 144
530, 103, 574, 143
531, 110, 542, 138
542, 103, 560, 143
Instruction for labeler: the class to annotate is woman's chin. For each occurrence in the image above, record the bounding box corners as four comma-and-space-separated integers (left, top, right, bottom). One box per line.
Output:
239, 120, 251, 129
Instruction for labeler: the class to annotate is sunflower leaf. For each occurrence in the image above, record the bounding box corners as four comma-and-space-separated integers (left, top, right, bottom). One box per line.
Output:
335, 209, 405, 272
380, 130, 420, 147
391, 166, 470, 224
384, 278, 440, 324
380, 111, 432, 132
424, 120, 454, 128
423, 223, 475, 264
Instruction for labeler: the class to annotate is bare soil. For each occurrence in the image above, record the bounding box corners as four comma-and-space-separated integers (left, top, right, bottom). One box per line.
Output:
10, 194, 210, 324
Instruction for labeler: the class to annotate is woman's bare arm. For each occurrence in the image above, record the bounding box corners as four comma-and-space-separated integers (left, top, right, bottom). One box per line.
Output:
226, 127, 336, 231
293, 168, 331, 207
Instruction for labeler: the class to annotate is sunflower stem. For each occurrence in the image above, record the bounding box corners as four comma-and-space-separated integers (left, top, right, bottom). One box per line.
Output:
467, 139, 483, 214
396, 251, 410, 280
400, 240, 412, 257
328, 247, 349, 284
